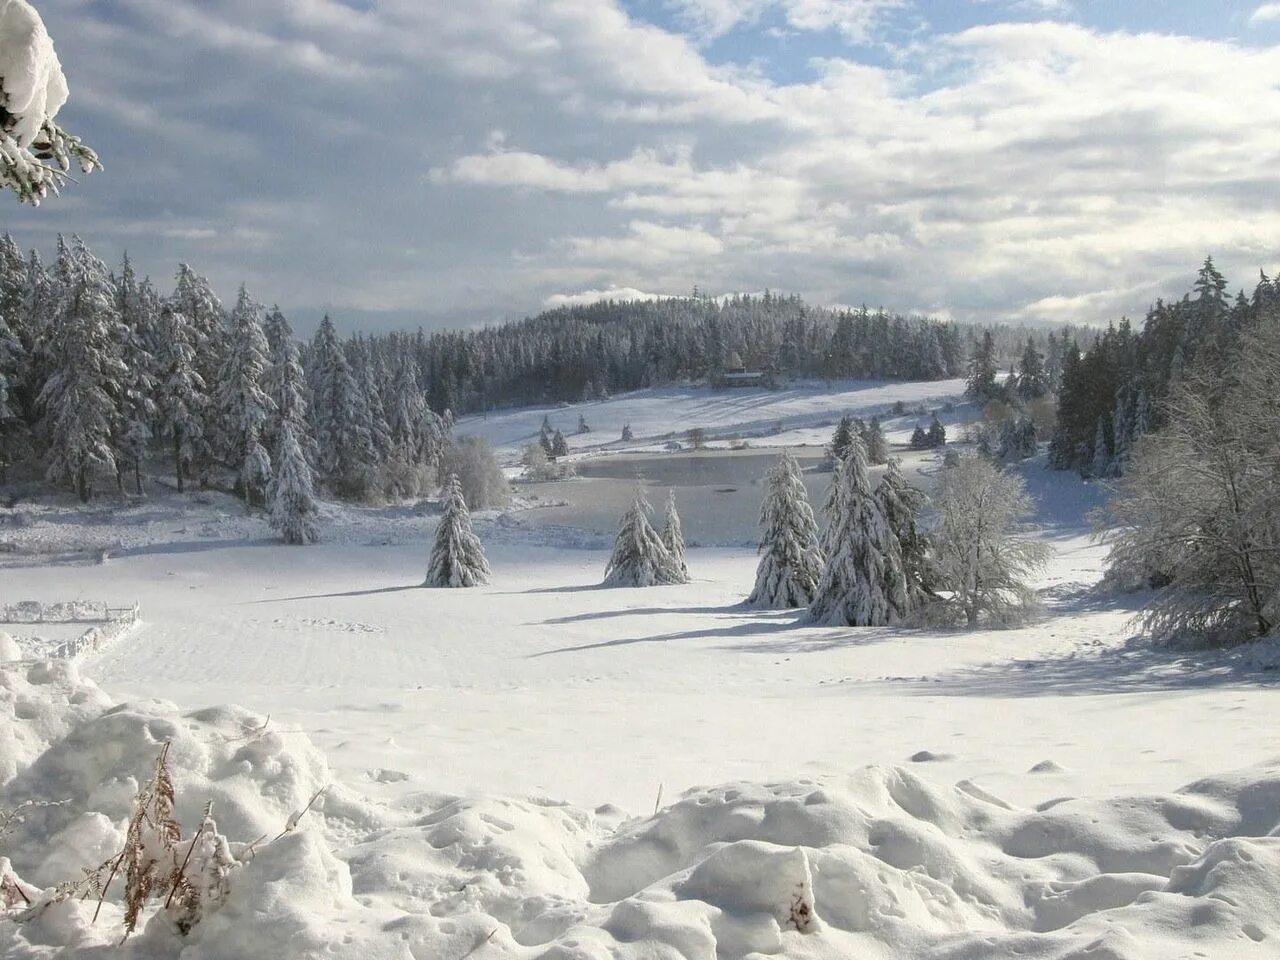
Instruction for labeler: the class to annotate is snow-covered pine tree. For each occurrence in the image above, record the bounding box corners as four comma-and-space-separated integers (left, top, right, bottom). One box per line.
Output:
551, 429, 569, 459
269, 420, 320, 545
863, 416, 888, 464
241, 436, 272, 508
577, 413, 590, 434
926, 414, 946, 448
808, 435, 905, 626
154, 304, 206, 492
172, 263, 225, 395
828, 415, 854, 464
908, 425, 929, 450
425, 473, 490, 587
0, 313, 23, 481
660, 491, 690, 583
621, 423, 634, 442
309, 314, 375, 497
748, 450, 824, 608
875, 458, 932, 613
262, 306, 317, 467
112, 254, 157, 494
603, 490, 682, 587
215, 286, 274, 497
38, 237, 128, 501
388, 357, 427, 460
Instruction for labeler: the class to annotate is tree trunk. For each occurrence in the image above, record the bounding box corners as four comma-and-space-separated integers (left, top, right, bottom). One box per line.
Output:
134, 460, 143, 496
77, 463, 89, 503
174, 431, 185, 493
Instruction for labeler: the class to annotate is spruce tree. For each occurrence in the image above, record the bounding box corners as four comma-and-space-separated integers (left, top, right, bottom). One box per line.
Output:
863, 416, 888, 464
660, 491, 690, 583
216, 286, 274, 496
603, 490, 682, 587
875, 458, 932, 613
748, 451, 824, 608
809, 436, 905, 626
1089, 417, 1110, 478
965, 331, 1000, 401
154, 305, 206, 492
425, 473, 490, 587
0, 314, 23, 481
551, 429, 569, 459
1017, 338, 1048, 399
577, 413, 590, 434
38, 238, 127, 501
926, 414, 946, 448
269, 421, 320, 545
310, 314, 375, 496
828, 414, 855, 464
621, 423, 633, 442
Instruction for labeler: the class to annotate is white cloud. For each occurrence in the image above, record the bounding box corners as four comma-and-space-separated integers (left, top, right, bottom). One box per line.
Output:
668, 0, 905, 42
543, 286, 672, 308
1251, 3, 1280, 24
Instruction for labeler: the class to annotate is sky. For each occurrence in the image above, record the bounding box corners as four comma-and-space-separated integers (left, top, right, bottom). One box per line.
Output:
9, 0, 1280, 334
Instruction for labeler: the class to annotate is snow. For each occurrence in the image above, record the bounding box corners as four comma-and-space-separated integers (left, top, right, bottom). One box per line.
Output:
0, 0, 68, 147
3, 380, 1280, 958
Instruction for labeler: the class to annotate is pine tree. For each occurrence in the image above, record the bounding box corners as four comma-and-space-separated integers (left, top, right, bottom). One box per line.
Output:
926, 414, 946, 448
909, 425, 929, 450
621, 423, 633, 442
310, 314, 374, 496
215, 286, 274, 498
603, 490, 682, 587
828, 414, 855, 464
269, 421, 320, 545
809, 436, 905, 626
875, 458, 932, 612
748, 451, 824, 608
154, 305, 206, 492
262, 306, 316, 466
965, 331, 1000, 401
551, 429, 569, 459
425, 473, 490, 587
1016, 338, 1048, 399
660, 491, 690, 583
862, 416, 888, 464
577, 413, 590, 434
38, 238, 127, 501
0, 313, 23, 481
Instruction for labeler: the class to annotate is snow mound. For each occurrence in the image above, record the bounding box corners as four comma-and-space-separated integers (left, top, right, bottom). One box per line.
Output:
0, 658, 110, 784
4, 659, 1280, 958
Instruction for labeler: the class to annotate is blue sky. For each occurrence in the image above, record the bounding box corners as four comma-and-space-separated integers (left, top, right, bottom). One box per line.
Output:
9, 0, 1280, 333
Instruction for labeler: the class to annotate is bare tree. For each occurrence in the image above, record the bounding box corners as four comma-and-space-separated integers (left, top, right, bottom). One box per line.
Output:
1102, 324, 1280, 645
931, 455, 1048, 627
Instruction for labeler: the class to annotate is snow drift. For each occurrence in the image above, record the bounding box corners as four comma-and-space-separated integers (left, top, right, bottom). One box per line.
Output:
2, 656, 1279, 959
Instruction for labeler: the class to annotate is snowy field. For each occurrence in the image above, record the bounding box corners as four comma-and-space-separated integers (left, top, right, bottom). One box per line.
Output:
3, 380, 1280, 959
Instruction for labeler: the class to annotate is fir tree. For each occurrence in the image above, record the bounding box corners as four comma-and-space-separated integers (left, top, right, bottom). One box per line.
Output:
38, 238, 127, 501
154, 305, 206, 492
603, 490, 682, 587
1089, 417, 1110, 479
862, 416, 888, 464
909, 425, 929, 450
269, 421, 320, 545
875, 458, 932, 611
621, 423, 633, 442
215, 286, 274, 496
828, 414, 855, 464
1016, 338, 1048, 399
425, 473, 490, 587
660, 491, 690, 583
551, 429, 569, 459
926, 414, 946, 448
310, 314, 375, 496
809, 435, 905, 626
748, 451, 824, 608
577, 413, 590, 434
965, 331, 1000, 401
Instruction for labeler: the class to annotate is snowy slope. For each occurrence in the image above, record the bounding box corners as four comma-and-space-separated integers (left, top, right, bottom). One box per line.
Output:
454, 377, 970, 458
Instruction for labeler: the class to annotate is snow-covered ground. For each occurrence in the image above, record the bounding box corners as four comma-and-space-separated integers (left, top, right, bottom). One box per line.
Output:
3, 379, 1279, 959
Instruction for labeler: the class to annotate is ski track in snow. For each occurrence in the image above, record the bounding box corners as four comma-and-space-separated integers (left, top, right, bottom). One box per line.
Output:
2, 379, 1279, 959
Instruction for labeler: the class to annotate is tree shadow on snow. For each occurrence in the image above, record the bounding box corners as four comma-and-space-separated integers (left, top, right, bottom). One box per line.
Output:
242, 584, 424, 603
896, 636, 1280, 697
527, 617, 799, 658
537, 602, 754, 625
492, 583, 608, 596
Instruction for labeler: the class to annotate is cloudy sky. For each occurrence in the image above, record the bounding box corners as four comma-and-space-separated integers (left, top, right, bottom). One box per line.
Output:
11, 0, 1280, 333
